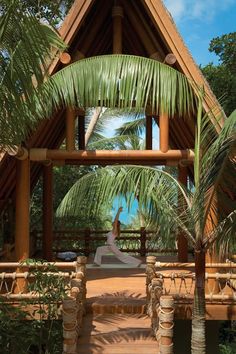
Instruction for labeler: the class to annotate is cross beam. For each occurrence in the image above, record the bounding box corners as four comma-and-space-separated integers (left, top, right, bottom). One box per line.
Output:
29, 149, 194, 165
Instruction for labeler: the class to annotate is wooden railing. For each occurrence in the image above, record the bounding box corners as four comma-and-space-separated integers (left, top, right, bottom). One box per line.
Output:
0, 257, 87, 353
146, 256, 236, 343
31, 228, 178, 257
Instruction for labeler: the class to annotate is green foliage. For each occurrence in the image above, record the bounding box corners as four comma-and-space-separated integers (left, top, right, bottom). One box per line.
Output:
202, 32, 236, 116
0, 260, 66, 353
36, 55, 198, 123
0, 0, 73, 27
219, 321, 236, 354
0, 0, 66, 146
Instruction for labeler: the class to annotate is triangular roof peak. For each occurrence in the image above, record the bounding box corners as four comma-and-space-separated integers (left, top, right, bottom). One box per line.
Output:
51, 0, 221, 116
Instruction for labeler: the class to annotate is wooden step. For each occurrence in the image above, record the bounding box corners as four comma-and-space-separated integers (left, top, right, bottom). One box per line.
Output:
86, 295, 146, 315
77, 314, 158, 354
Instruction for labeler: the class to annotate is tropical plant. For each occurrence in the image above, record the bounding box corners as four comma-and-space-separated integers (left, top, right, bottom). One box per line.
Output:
0, 0, 66, 146
33, 54, 198, 128
201, 32, 236, 116
57, 104, 236, 353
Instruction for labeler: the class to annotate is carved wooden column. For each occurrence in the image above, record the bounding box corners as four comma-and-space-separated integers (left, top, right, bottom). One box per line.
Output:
43, 164, 53, 261
177, 165, 188, 262
15, 158, 30, 261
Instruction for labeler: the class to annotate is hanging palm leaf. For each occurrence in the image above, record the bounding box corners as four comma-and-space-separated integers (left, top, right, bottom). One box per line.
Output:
35, 55, 200, 123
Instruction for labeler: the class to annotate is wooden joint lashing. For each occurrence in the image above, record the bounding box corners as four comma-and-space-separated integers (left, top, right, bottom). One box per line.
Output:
7, 146, 28, 160
60, 52, 72, 65
112, 6, 124, 18
159, 296, 174, 354
150, 51, 161, 61
30, 148, 47, 161
163, 53, 177, 66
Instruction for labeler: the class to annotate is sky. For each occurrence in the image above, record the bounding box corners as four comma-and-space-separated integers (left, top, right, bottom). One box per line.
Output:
163, 0, 236, 66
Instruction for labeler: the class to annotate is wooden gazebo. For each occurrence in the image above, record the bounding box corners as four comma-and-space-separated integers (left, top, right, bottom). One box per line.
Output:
0, 0, 223, 263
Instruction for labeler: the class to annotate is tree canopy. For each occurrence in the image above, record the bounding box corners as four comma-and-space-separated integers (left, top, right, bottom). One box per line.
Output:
202, 32, 236, 116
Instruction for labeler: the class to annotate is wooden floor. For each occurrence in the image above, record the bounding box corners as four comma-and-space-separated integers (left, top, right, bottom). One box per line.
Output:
77, 255, 158, 354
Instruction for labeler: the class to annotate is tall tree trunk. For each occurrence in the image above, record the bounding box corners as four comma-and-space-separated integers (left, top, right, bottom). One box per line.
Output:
191, 250, 206, 354
85, 107, 102, 146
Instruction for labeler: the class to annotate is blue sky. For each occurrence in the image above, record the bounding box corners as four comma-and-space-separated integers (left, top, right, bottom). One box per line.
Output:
163, 0, 236, 66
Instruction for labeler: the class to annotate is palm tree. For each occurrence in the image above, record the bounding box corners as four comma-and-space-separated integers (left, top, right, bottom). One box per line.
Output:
0, 0, 65, 146
56, 105, 236, 353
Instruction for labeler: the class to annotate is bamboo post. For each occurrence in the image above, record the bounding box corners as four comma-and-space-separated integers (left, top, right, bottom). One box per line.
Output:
78, 110, 85, 150
177, 165, 188, 262
159, 295, 174, 354
42, 164, 53, 261
71, 279, 84, 332
66, 108, 76, 151
140, 227, 147, 257
76, 256, 87, 308
146, 256, 157, 300
62, 296, 78, 354
112, 5, 123, 54
146, 115, 153, 150
84, 228, 90, 257
159, 113, 169, 153
15, 158, 30, 261
149, 277, 163, 337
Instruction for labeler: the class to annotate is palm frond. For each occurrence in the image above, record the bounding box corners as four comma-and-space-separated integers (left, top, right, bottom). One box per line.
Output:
87, 135, 143, 150
192, 110, 236, 236
0, 0, 66, 146
115, 117, 146, 137
36, 55, 199, 121
56, 165, 195, 245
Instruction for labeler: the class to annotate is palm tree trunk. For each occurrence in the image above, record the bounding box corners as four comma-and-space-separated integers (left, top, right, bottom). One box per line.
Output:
85, 107, 102, 146
191, 250, 206, 354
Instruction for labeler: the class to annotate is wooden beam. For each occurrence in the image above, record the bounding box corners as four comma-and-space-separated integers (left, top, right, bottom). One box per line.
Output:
78, 114, 86, 150
66, 108, 76, 151
112, 5, 124, 54
159, 113, 169, 152
15, 158, 30, 261
124, 1, 159, 58
177, 165, 188, 262
146, 115, 153, 150
30, 148, 194, 163
42, 164, 53, 261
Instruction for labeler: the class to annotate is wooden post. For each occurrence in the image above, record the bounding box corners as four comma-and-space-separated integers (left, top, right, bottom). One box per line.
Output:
159, 113, 169, 153
15, 158, 30, 261
146, 255, 157, 300
159, 295, 174, 354
78, 111, 85, 150
112, 5, 123, 54
140, 227, 146, 257
66, 108, 76, 151
84, 228, 90, 257
150, 277, 163, 337
146, 115, 153, 150
62, 297, 78, 354
43, 164, 53, 261
177, 165, 188, 262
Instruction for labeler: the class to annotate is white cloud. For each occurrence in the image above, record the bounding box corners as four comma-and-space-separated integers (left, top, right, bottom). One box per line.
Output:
163, 0, 235, 23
